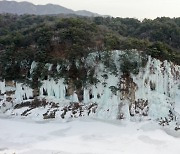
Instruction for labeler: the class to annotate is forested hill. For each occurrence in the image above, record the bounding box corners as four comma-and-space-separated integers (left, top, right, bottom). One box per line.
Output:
0, 14, 180, 81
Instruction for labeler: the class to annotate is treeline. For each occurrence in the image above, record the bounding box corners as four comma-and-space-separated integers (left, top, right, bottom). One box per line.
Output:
93, 17, 180, 50
93, 16, 180, 63
0, 14, 179, 82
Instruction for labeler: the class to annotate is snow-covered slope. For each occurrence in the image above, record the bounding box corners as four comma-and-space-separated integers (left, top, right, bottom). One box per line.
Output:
0, 50, 180, 129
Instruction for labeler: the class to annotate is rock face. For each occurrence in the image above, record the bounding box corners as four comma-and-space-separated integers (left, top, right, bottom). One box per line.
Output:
0, 50, 180, 128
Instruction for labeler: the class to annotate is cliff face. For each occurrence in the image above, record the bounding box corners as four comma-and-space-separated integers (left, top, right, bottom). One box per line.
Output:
0, 50, 180, 128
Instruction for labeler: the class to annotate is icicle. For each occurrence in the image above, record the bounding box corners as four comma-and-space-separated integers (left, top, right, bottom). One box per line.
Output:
83, 88, 90, 104
15, 83, 24, 102
0, 80, 5, 94
72, 92, 79, 103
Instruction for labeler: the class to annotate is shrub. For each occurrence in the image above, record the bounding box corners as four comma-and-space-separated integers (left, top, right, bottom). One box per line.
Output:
120, 50, 148, 75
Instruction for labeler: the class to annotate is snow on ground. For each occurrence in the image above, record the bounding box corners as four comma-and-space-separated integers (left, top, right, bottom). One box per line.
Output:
0, 117, 180, 154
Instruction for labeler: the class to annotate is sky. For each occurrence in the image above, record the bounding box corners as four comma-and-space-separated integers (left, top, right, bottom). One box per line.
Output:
11, 0, 180, 19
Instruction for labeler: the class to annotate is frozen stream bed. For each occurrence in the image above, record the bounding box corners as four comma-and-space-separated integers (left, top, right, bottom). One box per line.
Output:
0, 117, 180, 154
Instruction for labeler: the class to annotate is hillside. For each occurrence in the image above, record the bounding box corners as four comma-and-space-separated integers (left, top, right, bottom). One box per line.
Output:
0, 15, 179, 80
0, 1, 180, 153
0, 0, 100, 16
0, 14, 179, 130
0, 13, 180, 154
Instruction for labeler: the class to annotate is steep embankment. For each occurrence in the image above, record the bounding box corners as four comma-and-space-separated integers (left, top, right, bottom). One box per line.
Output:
0, 50, 180, 129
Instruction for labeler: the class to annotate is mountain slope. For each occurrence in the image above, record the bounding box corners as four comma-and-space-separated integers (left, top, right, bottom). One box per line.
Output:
75, 10, 100, 17
0, 0, 100, 16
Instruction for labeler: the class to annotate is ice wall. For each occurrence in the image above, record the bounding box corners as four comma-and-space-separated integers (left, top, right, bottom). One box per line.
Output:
15, 82, 33, 102
0, 50, 179, 122
0, 81, 33, 113
133, 56, 180, 119
40, 79, 66, 101
74, 51, 180, 120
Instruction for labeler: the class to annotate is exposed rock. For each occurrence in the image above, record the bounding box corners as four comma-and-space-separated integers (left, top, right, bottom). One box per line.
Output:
5, 81, 15, 87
